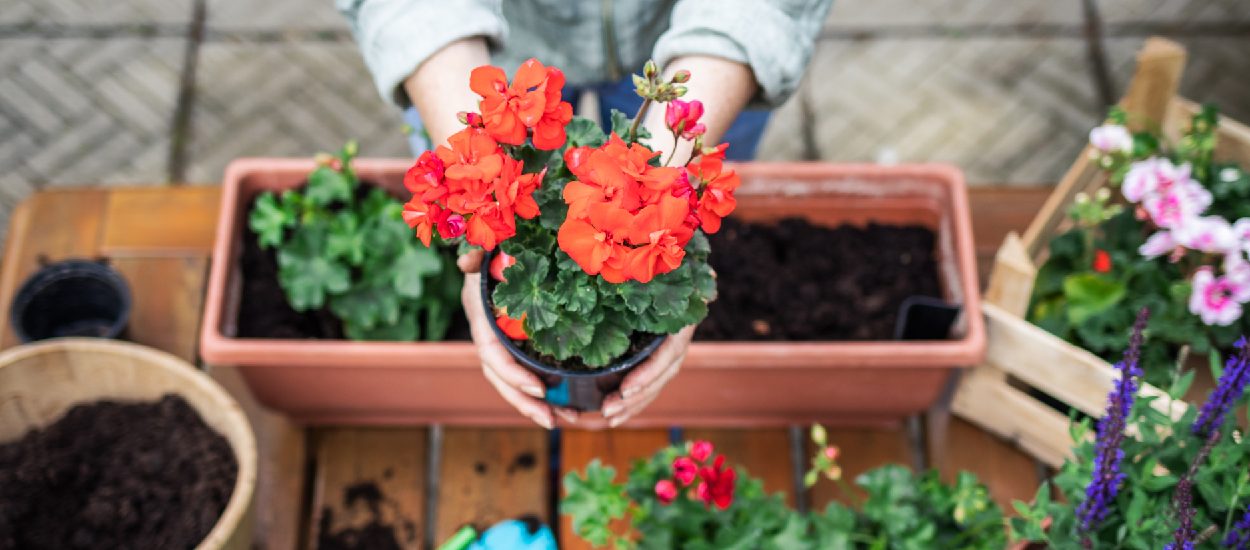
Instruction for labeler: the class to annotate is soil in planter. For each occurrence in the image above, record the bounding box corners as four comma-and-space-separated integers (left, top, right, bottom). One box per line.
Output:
236, 182, 471, 341
0, 395, 237, 549
698, 217, 942, 341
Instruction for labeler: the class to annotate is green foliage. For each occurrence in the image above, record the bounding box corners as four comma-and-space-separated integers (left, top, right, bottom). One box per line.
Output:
562, 442, 1005, 549
490, 119, 716, 367
247, 142, 462, 341
1028, 106, 1250, 385
1010, 374, 1250, 548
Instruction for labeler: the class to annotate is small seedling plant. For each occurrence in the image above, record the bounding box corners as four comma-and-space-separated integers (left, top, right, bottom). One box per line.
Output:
1012, 311, 1250, 549
400, 59, 736, 367
249, 142, 462, 341
1030, 106, 1250, 385
562, 432, 1005, 549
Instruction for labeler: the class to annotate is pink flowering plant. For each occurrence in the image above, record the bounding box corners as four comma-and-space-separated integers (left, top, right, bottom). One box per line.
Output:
562, 434, 1004, 549
1030, 105, 1250, 384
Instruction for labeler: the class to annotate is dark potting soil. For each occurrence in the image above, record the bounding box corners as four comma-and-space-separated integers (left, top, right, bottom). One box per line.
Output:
697, 217, 942, 341
236, 182, 470, 341
316, 481, 414, 550
0, 395, 237, 550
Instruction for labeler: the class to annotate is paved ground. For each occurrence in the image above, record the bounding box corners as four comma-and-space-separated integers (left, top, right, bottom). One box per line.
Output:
1, 0, 1249, 235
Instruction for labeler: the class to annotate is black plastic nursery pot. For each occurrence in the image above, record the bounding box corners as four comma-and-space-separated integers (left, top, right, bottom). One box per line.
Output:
10, 259, 131, 343
481, 250, 666, 412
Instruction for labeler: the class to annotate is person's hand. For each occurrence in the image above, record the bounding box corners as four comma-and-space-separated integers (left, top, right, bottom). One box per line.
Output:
458, 249, 579, 429
598, 324, 695, 427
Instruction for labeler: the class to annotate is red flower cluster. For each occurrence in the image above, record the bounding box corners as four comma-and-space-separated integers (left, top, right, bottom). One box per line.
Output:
1093, 249, 1113, 273
558, 137, 740, 283
470, 58, 572, 150
652, 440, 737, 510
403, 59, 573, 250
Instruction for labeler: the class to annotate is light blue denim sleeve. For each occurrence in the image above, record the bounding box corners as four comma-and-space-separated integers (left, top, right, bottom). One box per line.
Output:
651, 0, 834, 107
336, 0, 508, 107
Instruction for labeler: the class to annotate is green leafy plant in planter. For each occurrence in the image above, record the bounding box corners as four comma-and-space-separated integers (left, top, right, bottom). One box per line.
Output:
563, 429, 1005, 549
248, 141, 462, 341
1012, 310, 1250, 548
1029, 106, 1250, 385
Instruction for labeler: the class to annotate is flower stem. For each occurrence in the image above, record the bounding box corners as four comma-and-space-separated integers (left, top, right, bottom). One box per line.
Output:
1225, 471, 1248, 535
628, 98, 653, 142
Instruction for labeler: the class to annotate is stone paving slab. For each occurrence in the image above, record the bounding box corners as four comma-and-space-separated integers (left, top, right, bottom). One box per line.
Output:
822, 0, 1083, 27
1104, 36, 1250, 123
204, 0, 348, 31
0, 36, 183, 236
758, 37, 1099, 185
0, 0, 193, 25
1099, 0, 1250, 23
183, 41, 409, 184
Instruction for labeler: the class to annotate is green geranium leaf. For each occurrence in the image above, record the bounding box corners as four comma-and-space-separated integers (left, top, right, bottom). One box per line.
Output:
580, 316, 633, 367
1063, 273, 1127, 324
344, 309, 418, 341
530, 315, 595, 361
326, 210, 365, 266
276, 225, 350, 310
493, 251, 560, 331
330, 276, 401, 330
556, 268, 598, 314
305, 165, 354, 206
565, 116, 607, 148
249, 191, 297, 248
392, 244, 443, 298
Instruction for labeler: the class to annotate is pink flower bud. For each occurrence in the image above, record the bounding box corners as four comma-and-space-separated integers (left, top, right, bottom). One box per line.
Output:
823, 446, 840, 461
690, 440, 713, 462
671, 69, 691, 84
672, 456, 697, 486
665, 99, 706, 140
438, 213, 466, 239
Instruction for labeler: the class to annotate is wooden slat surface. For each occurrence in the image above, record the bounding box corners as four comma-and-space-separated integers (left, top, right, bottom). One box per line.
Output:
0, 189, 109, 347
110, 256, 208, 363
560, 429, 670, 550
309, 428, 427, 550
436, 428, 550, 544
806, 426, 913, 509
684, 428, 796, 506
99, 186, 221, 255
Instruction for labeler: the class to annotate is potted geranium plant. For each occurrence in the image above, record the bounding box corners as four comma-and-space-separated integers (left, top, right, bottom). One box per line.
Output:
563, 432, 1006, 548
1028, 106, 1250, 386
400, 59, 729, 411
1011, 310, 1250, 548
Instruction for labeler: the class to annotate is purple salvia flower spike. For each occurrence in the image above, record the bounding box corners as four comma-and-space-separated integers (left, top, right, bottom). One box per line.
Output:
1224, 506, 1250, 549
1192, 337, 1250, 437
1077, 309, 1149, 536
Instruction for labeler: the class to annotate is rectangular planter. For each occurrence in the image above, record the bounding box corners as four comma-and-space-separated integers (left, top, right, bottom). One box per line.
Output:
201, 160, 984, 426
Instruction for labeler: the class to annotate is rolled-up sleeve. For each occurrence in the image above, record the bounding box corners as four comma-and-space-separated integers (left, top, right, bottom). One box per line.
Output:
337, 0, 507, 107
652, 0, 833, 106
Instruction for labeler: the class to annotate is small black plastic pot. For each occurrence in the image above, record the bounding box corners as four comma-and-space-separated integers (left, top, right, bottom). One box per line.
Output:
481, 251, 666, 412
10, 259, 131, 343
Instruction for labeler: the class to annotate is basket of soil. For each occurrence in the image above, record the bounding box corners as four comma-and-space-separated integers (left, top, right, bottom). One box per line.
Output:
0, 338, 256, 549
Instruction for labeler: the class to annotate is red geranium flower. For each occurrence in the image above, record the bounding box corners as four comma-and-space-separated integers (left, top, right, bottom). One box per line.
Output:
672, 456, 697, 486
1093, 249, 1112, 273
655, 479, 677, 505
469, 58, 572, 150
695, 455, 736, 510
496, 311, 527, 340
490, 251, 516, 282
687, 144, 740, 234
690, 440, 714, 462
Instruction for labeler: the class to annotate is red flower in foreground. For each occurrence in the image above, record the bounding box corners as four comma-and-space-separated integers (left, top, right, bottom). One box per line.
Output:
489, 251, 516, 282
686, 144, 740, 234
690, 440, 714, 462
469, 58, 571, 150
1093, 249, 1112, 273
495, 312, 527, 340
655, 479, 677, 505
665, 99, 706, 140
695, 455, 736, 510
672, 456, 697, 486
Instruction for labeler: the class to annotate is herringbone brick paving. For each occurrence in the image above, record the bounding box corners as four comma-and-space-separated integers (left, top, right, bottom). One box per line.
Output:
1, 0, 1249, 239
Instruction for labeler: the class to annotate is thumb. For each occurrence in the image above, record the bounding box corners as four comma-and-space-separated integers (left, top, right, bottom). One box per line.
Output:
457, 248, 485, 274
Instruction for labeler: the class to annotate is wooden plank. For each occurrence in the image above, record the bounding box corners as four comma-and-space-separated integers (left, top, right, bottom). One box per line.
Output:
984, 233, 1037, 317
935, 418, 1041, 513
951, 365, 1072, 468
208, 365, 308, 550
110, 256, 207, 363
1118, 37, 1187, 133
308, 428, 427, 550
560, 429, 670, 550
806, 426, 913, 509
99, 186, 221, 255
0, 189, 110, 348
436, 428, 549, 544
684, 428, 796, 506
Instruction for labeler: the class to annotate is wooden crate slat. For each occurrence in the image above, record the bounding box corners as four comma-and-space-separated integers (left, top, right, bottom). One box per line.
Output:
436, 428, 549, 544
110, 256, 207, 363
309, 428, 427, 550
99, 186, 221, 255
685, 428, 797, 506
559, 429, 670, 550
805, 426, 913, 509
208, 365, 308, 550
952, 366, 1072, 468
984, 232, 1037, 317
935, 418, 1043, 512
0, 189, 109, 348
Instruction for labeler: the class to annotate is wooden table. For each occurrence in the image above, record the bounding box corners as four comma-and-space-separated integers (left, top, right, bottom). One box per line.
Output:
0, 184, 1051, 550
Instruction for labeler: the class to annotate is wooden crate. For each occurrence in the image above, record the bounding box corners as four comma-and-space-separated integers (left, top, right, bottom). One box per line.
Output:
951, 37, 1250, 468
